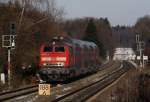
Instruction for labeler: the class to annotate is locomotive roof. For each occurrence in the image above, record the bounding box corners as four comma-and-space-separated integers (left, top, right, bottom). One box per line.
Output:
52, 36, 97, 48
71, 38, 97, 48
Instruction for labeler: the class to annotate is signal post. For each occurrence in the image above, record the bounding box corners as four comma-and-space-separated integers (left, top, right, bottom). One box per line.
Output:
136, 34, 148, 69
2, 22, 16, 86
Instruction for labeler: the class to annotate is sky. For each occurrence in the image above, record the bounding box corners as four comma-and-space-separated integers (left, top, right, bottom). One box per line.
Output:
56, 0, 150, 26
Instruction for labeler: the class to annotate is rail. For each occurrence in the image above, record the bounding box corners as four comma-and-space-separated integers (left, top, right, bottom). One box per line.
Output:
0, 61, 124, 102
0, 84, 38, 101
51, 63, 125, 102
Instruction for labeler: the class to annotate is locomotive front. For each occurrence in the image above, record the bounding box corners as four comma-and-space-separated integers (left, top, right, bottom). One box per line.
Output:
39, 37, 70, 82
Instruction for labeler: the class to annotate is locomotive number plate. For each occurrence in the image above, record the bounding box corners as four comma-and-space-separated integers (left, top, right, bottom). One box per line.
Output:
39, 84, 51, 95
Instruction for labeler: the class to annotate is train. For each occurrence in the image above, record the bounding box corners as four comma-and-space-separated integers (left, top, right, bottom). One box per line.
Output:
38, 36, 100, 82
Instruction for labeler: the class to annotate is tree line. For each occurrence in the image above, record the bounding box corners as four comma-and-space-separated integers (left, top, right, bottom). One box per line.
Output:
60, 17, 114, 59
0, 0, 63, 73
0, 0, 149, 74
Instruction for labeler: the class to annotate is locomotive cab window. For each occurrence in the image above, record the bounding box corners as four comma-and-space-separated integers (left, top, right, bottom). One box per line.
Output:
55, 47, 65, 52
43, 46, 53, 52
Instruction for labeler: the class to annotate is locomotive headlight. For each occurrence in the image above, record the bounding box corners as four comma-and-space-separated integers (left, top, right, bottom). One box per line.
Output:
57, 62, 64, 67
43, 63, 47, 66
60, 62, 64, 66
56, 57, 66, 61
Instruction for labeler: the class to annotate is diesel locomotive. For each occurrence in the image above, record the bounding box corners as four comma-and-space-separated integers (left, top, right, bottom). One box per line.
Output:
38, 36, 100, 82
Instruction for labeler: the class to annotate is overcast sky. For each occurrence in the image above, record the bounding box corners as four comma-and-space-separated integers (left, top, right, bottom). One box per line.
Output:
56, 0, 150, 26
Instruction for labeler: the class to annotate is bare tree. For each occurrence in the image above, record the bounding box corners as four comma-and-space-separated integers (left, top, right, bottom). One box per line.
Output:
0, 0, 64, 74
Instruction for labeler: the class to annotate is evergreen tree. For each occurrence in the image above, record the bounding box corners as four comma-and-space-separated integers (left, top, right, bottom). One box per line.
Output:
83, 19, 106, 58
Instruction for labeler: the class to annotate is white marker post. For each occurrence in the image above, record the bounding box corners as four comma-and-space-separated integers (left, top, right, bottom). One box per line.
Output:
143, 56, 148, 68
1, 73, 5, 84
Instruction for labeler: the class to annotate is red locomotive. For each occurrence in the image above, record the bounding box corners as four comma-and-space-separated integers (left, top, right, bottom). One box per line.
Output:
39, 36, 100, 82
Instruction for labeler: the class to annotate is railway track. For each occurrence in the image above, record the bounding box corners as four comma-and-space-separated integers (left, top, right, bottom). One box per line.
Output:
50, 62, 125, 102
0, 61, 125, 102
56, 61, 133, 102
0, 84, 38, 101
40, 61, 122, 102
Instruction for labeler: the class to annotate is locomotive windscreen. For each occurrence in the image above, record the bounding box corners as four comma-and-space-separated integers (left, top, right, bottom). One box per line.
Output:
43, 46, 53, 52
55, 47, 65, 52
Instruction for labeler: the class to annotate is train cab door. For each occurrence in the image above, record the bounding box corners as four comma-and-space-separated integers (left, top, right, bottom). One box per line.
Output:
68, 46, 74, 67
